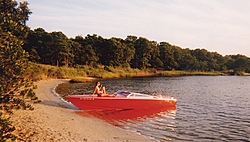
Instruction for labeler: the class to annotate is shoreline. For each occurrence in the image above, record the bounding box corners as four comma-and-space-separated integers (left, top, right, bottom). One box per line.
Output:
11, 79, 154, 142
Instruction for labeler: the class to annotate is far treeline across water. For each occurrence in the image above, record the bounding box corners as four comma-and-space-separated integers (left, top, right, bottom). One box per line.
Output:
23, 28, 250, 75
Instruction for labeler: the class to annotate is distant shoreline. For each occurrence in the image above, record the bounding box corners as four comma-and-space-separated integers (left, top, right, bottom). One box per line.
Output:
69, 70, 250, 83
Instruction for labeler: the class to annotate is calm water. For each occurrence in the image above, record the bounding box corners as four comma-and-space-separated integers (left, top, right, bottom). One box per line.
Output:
56, 76, 250, 142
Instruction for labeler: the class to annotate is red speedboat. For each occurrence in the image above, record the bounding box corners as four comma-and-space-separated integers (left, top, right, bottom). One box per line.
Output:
66, 90, 177, 111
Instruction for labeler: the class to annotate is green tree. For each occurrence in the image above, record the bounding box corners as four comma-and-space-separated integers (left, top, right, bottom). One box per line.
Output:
232, 55, 250, 72
102, 38, 123, 66
212, 52, 227, 71
0, 28, 37, 142
0, 0, 31, 39
101, 37, 135, 67
72, 35, 99, 66
158, 42, 178, 70
132, 37, 154, 69
171, 45, 183, 70
148, 41, 163, 69
24, 28, 53, 63
124, 35, 137, 67
50, 31, 74, 66
0, 1, 37, 141
178, 49, 198, 71
83, 34, 105, 64
191, 48, 218, 71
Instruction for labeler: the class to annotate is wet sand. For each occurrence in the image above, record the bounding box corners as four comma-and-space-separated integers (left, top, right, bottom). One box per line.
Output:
11, 79, 154, 142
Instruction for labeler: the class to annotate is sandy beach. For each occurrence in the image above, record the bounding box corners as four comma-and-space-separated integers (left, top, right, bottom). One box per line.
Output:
11, 79, 154, 142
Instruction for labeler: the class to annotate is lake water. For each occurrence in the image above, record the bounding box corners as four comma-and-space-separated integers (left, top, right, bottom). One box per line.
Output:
56, 76, 250, 142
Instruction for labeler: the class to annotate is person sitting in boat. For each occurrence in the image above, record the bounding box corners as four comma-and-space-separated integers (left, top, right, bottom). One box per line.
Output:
92, 82, 115, 97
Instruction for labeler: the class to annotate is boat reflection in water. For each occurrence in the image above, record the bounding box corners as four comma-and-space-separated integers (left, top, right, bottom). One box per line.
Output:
77, 106, 176, 126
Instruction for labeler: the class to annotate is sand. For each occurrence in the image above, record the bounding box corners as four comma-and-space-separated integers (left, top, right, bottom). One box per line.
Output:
10, 79, 154, 142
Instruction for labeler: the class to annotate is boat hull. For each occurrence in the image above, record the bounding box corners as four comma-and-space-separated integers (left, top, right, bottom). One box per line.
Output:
66, 95, 177, 111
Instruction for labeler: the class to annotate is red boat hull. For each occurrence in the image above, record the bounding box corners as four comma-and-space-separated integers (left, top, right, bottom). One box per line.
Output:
66, 95, 177, 111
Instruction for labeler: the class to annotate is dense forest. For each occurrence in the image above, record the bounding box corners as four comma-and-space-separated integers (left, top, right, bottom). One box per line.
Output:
1, 0, 38, 141
23, 28, 250, 74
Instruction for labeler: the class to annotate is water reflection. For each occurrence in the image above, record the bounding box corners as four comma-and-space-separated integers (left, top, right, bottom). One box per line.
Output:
93, 107, 174, 121
77, 107, 176, 130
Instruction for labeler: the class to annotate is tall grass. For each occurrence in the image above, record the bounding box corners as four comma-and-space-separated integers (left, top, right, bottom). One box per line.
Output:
159, 70, 224, 76
26, 63, 87, 81
26, 63, 227, 82
26, 63, 155, 81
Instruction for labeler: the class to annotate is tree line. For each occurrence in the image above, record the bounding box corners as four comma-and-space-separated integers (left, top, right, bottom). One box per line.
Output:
23, 29, 250, 73
1, 0, 38, 141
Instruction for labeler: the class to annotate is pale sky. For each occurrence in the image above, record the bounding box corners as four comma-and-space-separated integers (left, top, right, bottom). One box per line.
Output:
25, 0, 250, 57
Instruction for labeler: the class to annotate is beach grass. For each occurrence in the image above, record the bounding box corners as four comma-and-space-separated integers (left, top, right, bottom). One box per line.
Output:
159, 70, 224, 76
27, 63, 156, 81
27, 63, 231, 82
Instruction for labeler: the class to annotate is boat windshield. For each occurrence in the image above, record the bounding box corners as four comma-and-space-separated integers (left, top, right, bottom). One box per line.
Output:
114, 90, 131, 97
114, 90, 154, 98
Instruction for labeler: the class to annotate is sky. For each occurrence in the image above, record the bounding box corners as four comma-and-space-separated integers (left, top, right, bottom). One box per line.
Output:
24, 0, 250, 57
